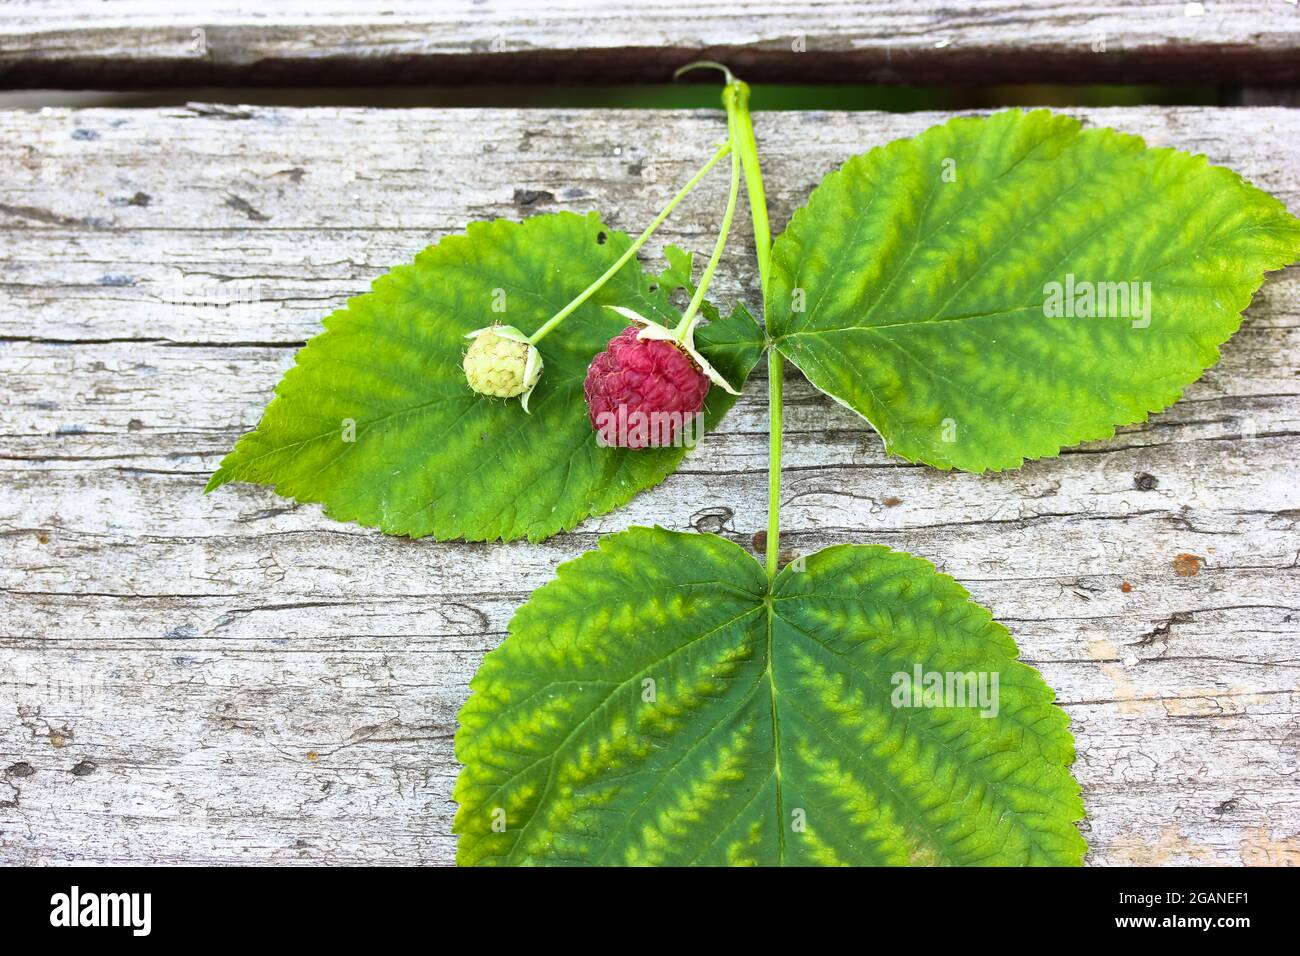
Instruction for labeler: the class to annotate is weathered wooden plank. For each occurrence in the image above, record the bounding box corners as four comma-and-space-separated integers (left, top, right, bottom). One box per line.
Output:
1, 1, 1299, 88
1, 105, 1298, 866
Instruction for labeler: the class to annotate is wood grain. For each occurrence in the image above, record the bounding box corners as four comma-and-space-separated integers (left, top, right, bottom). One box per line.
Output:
1, 104, 1298, 865
1, 1, 1299, 88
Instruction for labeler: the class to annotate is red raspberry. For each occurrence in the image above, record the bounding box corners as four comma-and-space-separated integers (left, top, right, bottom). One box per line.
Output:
584, 326, 710, 448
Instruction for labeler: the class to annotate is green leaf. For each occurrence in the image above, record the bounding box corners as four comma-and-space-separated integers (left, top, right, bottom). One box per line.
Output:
657, 242, 762, 348
656, 243, 700, 294
453, 526, 1084, 866
206, 213, 765, 541
767, 108, 1300, 471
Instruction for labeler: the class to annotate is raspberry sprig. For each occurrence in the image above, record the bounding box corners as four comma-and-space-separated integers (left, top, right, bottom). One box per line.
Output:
460, 64, 752, 461
462, 140, 732, 412
583, 64, 747, 447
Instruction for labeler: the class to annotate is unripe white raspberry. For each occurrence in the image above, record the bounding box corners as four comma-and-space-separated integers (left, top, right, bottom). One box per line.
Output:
463, 325, 543, 410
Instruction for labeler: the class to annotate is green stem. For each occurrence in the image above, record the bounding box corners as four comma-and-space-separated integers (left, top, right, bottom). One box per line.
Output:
765, 350, 783, 580
725, 81, 780, 581
728, 82, 772, 294
528, 140, 731, 346
672, 105, 742, 338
